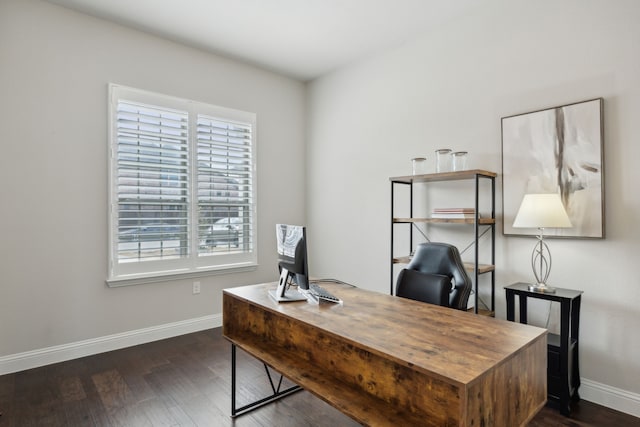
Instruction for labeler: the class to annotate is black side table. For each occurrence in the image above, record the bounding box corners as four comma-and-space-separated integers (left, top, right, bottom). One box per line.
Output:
504, 282, 583, 416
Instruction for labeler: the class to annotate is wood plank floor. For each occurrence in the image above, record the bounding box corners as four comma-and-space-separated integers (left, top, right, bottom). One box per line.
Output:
0, 328, 638, 426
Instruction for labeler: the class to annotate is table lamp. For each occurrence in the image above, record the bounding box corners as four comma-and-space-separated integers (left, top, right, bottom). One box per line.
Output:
512, 193, 572, 293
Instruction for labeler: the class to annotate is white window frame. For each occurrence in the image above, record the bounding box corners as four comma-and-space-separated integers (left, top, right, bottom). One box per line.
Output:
107, 84, 257, 286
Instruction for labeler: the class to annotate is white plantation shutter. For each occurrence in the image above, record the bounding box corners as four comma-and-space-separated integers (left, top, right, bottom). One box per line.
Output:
196, 116, 253, 255
116, 101, 190, 263
108, 85, 257, 284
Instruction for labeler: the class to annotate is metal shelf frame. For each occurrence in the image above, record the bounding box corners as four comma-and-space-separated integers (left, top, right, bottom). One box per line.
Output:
390, 169, 496, 314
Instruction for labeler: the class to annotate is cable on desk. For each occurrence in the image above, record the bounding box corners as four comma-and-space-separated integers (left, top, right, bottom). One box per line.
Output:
310, 278, 357, 288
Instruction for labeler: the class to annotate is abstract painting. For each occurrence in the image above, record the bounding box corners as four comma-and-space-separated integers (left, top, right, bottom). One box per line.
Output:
502, 98, 604, 238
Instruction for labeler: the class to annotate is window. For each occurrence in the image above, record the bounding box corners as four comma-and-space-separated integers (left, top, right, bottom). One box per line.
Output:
108, 85, 256, 285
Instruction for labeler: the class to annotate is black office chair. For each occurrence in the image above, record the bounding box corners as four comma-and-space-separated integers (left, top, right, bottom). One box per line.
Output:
396, 242, 472, 310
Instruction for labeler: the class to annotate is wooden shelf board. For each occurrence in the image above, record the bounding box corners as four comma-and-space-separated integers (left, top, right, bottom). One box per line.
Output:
393, 217, 495, 225
390, 169, 497, 184
227, 336, 428, 426
393, 257, 495, 274
462, 262, 496, 274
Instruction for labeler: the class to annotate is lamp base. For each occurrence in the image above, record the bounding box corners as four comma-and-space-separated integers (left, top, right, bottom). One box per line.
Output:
528, 283, 556, 294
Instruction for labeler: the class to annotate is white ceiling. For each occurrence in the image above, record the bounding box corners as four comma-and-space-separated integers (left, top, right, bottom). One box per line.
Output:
45, 0, 479, 81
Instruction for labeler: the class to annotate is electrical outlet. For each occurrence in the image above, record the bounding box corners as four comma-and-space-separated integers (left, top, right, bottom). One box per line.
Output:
192, 281, 201, 295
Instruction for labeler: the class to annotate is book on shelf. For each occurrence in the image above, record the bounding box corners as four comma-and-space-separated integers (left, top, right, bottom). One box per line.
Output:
431, 208, 478, 219
432, 208, 475, 213
431, 213, 479, 219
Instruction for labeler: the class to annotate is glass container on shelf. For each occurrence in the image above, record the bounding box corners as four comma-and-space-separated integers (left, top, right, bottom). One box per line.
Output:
451, 151, 468, 171
411, 157, 427, 175
435, 149, 452, 173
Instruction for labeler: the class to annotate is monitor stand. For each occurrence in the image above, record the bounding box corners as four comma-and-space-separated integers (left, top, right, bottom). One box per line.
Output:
268, 268, 307, 302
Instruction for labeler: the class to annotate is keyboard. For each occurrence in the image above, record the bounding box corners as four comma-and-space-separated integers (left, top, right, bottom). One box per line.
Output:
308, 283, 341, 303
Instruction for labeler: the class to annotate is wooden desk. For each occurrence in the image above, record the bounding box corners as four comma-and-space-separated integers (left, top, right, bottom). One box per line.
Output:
223, 281, 547, 426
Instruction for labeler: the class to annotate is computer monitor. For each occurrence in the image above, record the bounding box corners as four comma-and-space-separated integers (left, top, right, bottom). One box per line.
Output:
270, 224, 309, 301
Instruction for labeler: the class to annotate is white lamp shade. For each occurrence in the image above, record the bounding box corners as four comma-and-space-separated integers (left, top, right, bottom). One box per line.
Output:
512, 193, 572, 228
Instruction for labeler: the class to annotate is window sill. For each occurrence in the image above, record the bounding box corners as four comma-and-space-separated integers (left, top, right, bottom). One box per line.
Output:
106, 263, 257, 287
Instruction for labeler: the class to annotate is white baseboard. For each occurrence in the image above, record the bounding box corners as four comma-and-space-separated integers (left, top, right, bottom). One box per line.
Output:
581, 378, 640, 418
0, 314, 222, 376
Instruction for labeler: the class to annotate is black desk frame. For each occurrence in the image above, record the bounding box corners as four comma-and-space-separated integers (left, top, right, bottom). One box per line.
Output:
505, 282, 583, 416
230, 344, 302, 417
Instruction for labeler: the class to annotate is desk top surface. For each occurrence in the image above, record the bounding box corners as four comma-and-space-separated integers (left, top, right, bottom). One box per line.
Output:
224, 280, 546, 386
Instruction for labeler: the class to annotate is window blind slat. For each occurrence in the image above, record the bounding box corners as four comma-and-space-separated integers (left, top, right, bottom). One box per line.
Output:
118, 141, 187, 155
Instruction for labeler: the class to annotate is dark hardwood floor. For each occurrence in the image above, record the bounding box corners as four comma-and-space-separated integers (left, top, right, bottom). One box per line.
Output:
0, 328, 638, 426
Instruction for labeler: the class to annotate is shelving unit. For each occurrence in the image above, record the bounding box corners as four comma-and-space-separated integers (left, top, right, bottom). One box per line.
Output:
390, 169, 496, 315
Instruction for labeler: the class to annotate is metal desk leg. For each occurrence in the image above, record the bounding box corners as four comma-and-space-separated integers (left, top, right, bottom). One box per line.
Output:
231, 344, 302, 417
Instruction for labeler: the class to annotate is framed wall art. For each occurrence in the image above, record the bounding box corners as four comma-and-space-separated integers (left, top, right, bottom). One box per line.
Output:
502, 98, 604, 238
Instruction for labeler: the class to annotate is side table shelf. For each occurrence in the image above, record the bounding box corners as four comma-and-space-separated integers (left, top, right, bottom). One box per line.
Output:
504, 282, 583, 416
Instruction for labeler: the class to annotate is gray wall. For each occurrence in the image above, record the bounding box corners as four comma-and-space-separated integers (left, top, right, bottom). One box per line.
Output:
0, 0, 306, 355
307, 0, 640, 414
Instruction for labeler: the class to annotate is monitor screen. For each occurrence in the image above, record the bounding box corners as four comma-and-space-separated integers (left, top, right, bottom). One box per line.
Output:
276, 224, 309, 291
